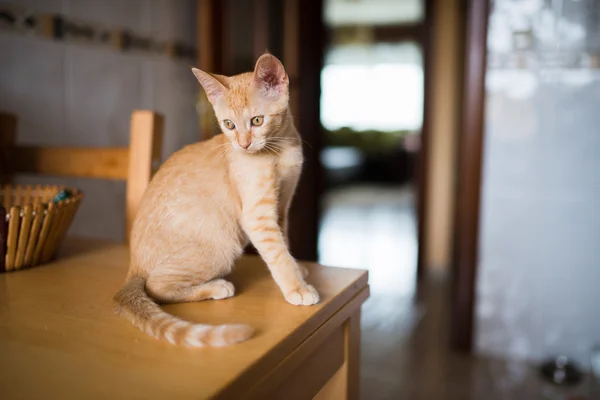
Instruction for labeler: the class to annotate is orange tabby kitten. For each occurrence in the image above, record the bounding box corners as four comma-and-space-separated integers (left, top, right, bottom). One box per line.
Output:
114, 54, 318, 347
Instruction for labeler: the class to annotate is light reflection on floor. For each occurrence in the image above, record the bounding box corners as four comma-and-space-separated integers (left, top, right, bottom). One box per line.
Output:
318, 184, 417, 296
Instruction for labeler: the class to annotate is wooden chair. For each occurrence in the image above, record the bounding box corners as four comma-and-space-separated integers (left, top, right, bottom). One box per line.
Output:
0, 110, 163, 243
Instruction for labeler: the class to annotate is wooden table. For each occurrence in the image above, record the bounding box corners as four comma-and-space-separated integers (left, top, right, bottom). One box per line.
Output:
0, 239, 369, 399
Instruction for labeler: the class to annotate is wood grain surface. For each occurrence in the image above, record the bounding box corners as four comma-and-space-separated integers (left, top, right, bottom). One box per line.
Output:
0, 238, 368, 399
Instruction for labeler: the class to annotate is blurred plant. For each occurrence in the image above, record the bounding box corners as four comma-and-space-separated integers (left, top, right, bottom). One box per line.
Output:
324, 127, 416, 154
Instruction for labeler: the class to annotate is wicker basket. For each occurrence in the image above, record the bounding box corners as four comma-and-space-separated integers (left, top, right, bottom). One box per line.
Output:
1, 185, 83, 272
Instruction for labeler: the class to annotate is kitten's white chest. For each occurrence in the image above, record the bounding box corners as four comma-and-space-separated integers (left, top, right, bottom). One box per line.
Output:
229, 145, 302, 201
276, 146, 303, 181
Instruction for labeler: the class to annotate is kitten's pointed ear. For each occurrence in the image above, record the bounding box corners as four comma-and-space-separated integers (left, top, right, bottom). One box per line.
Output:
191, 68, 227, 104
252, 54, 289, 97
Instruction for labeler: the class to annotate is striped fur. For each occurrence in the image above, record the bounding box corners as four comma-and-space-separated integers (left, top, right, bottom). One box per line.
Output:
114, 53, 318, 347
114, 277, 253, 347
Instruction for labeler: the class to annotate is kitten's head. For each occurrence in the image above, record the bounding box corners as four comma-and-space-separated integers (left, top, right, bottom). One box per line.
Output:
192, 53, 289, 153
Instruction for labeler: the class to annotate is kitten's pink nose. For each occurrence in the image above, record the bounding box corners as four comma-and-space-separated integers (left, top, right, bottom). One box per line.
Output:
239, 141, 251, 149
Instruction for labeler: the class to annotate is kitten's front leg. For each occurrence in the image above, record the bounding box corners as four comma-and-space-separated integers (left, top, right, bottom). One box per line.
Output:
277, 165, 309, 277
242, 193, 318, 306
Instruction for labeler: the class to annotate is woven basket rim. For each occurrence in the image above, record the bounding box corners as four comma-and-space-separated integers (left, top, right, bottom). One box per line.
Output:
1, 185, 84, 216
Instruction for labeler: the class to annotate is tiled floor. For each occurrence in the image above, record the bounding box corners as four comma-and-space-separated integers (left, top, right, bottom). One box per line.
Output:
318, 184, 594, 400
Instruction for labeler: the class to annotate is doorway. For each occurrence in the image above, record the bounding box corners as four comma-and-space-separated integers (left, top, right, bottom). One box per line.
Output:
318, 0, 427, 297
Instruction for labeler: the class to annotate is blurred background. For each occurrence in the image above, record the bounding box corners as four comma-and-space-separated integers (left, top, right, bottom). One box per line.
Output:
1, 0, 600, 398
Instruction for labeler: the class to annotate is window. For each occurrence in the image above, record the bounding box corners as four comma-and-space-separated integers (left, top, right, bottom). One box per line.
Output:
320, 42, 423, 132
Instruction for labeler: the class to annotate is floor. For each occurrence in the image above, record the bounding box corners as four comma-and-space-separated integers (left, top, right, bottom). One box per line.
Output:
318, 184, 595, 400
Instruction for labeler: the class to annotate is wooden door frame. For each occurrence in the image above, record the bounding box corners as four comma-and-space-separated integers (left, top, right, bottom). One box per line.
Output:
196, 0, 227, 140
450, 0, 490, 352
287, 0, 325, 261
196, 0, 226, 73
415, 0, 435, 282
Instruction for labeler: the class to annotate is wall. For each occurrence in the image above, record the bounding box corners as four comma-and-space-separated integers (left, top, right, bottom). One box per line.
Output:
424, 0, 463, 270
1, 0, 198, 242
476, 0, 600, 368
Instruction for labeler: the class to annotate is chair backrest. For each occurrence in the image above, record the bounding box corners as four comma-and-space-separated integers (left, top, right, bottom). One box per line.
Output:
0, 110, 164, 243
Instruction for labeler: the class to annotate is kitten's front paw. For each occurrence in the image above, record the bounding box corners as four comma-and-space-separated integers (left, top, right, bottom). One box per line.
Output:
285, 284, 320, 306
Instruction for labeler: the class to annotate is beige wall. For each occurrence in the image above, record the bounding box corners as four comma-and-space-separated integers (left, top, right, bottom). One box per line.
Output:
425, 0, 464, 270
1, 0, 197, 242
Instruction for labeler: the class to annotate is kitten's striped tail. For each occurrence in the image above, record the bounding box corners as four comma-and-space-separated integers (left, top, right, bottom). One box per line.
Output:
114, 276, 254, 347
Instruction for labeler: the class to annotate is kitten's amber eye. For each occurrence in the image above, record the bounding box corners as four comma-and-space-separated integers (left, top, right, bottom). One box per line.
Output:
223, 119, 235, 130
251, 116, 264, 127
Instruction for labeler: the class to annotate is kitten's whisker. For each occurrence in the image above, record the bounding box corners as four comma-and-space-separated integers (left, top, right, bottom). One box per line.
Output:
212, 146, 230, 155
215, 145, 232, 161
263, 146, 276, 157
212, 142, 234, 161
268, 137, 312, 148
264, 144, 281, 156
266, 143, 289, 154
266, 142, 285, 149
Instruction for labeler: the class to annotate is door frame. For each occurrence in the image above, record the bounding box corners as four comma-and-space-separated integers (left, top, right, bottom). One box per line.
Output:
287, 0, 325, 261
416, 0, 435, 282
451, 0, 490, 352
